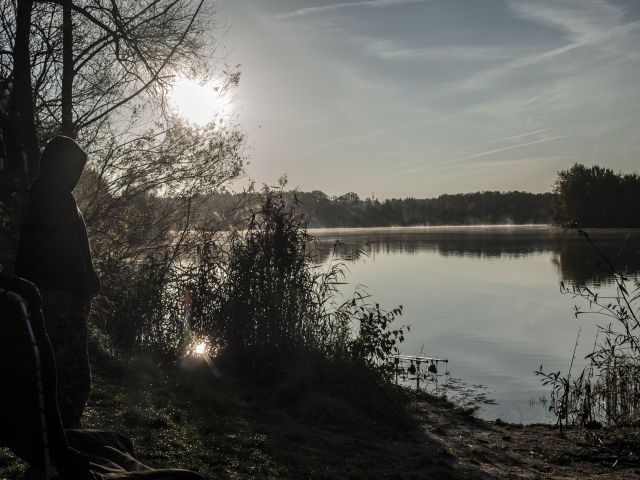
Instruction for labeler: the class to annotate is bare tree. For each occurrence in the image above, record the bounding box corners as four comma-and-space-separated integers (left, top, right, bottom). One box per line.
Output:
0, 0, 244, 270
1, 0, 220, 183
75, 116, 245, 261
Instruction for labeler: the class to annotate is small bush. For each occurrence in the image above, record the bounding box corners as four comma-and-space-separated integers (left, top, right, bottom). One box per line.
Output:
213, 190, 407, 379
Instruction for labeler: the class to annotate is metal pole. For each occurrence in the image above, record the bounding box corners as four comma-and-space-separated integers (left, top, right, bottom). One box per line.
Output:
394, 357, 399, 386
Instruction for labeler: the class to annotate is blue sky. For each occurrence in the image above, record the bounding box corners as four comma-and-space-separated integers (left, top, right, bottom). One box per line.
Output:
215, 0, 640, 198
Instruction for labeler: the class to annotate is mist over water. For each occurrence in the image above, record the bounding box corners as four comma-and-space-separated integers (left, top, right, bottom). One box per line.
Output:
311, 226, 640, 424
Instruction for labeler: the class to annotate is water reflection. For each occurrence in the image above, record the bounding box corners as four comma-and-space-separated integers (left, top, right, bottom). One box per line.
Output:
307, 226, 640, 423
310, 226, 640, 286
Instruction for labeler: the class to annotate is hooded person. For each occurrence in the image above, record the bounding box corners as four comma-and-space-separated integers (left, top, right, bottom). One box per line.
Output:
15, 135, 100, 429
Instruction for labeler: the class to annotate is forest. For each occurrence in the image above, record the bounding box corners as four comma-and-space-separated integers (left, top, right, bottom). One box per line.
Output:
201, 190, 555, 227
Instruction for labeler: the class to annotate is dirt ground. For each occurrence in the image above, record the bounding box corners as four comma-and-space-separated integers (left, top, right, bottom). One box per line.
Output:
1, 358, 639, 479
415, 394, 640, 479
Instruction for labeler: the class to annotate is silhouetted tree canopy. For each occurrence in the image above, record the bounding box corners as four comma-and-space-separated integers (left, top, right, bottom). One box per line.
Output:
551, 164, 640, 228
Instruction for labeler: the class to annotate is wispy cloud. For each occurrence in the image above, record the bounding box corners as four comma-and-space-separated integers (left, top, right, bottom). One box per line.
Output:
508, 0, 624, 42
459, 42, 584, 91
457, 0, 640, 90
510, 0, 640, 61
364, 40, 525, 62
276, 0, 429, 20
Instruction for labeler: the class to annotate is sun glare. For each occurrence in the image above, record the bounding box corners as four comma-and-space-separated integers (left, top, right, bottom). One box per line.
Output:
194, 342, 207, 355
185, 337, 216, 358
170, 76, 232, 125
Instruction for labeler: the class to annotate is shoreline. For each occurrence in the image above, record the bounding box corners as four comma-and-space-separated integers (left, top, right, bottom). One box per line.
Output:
3, 355, 637, 479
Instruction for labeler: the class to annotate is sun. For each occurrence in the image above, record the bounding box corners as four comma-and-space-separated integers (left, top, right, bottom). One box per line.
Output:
169, 76, 231, 125
194, 342, 207, 355
185, 337, 214, 358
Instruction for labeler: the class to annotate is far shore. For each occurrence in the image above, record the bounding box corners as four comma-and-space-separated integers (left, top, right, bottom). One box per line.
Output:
309, 224, 554, 233
309, 224, 640, 234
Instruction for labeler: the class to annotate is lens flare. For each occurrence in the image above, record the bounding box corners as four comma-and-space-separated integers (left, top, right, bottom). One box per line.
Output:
185, 337, 214, 358
181, 337, 222, 378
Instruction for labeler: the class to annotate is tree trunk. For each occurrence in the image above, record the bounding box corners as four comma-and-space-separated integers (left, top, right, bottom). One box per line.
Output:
6, 0, 39, 187
62, 0, 74, 137
1, 0, 39, 272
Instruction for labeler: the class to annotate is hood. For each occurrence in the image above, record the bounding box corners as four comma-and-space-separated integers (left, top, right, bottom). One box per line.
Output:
35, 136, 87, 191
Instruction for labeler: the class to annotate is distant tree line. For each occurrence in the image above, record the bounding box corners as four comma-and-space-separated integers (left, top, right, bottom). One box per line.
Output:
189, 163, 640, 230
296, 190, 554, 227
552, 164, 640, 228
199, 190, 555, 228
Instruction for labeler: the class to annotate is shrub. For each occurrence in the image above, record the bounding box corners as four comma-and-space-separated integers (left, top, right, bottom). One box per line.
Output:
212, 190, 407, 380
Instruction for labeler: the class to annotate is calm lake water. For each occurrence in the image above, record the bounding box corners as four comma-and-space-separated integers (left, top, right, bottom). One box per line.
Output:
310, 226, 640, 424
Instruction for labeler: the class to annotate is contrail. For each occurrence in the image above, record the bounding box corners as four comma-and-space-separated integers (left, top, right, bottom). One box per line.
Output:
389, 134, 570, 178
378, 128, 552, 175
479, 128, 551, 147
462, 134, 571, 160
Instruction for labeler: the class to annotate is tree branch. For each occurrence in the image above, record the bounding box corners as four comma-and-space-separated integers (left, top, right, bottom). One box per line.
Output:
80, 0, 205, 129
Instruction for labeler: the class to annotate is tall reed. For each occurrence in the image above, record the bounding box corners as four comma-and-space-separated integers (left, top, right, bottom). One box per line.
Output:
537, 228, 640, 441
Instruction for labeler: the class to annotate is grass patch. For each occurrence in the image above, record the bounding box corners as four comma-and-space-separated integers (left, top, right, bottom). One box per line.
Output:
83, 355, 457, 479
